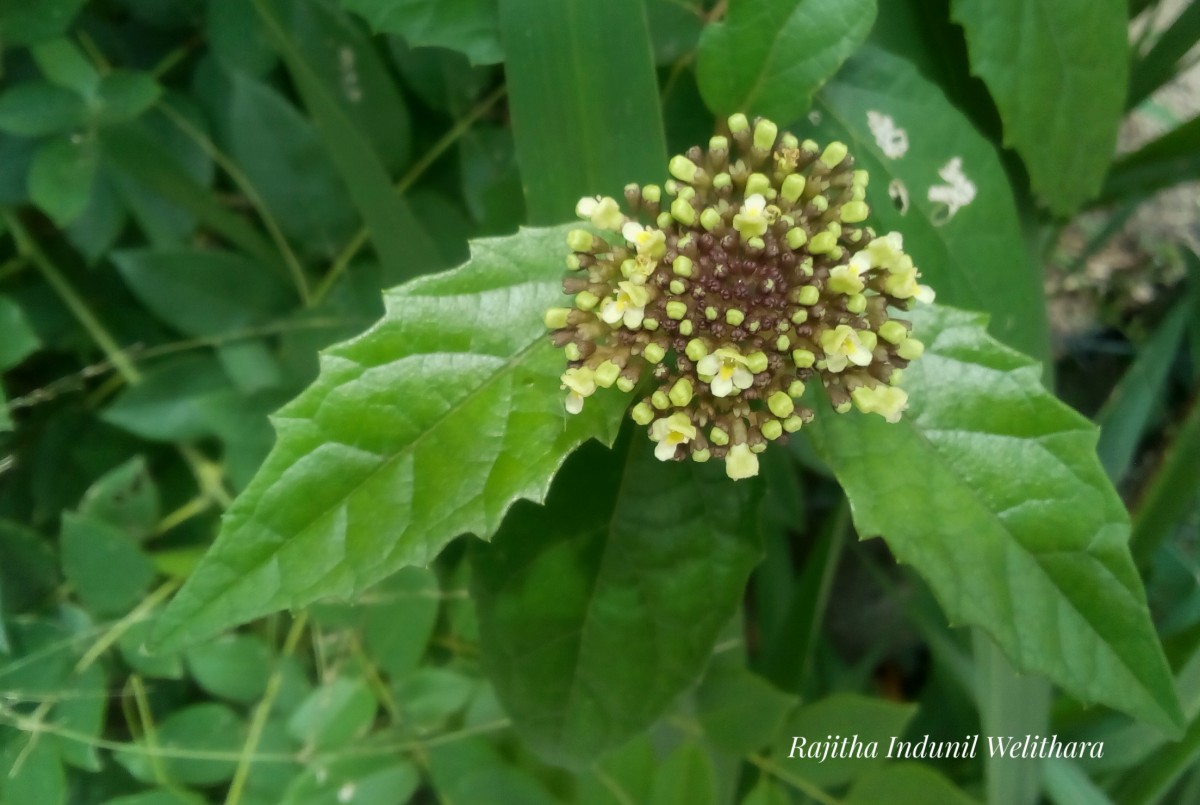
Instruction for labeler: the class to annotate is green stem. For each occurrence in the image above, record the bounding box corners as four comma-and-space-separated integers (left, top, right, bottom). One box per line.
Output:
3, 212, 142, 385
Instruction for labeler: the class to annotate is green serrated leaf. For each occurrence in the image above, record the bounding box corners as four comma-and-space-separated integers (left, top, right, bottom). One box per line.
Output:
112, 248, 295, 337
498, 0, 667, 223
809, 47, 1048, 359
0, 295, 41, 369
0, 82, 86, 136
29, 135, 97, 227
950, 0, 1128, 215
342, 0, 503, 65
807, 305, 1184, 734
152, 226, 625, 650
697, 0, 877, 123
471, 434, 763, 768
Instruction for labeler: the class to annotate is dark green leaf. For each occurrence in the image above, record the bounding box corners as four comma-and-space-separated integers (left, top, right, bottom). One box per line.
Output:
207, 0, 278, 78
393, 667, 477, 732
809, 47, 1048, 359
362, 568, 440, 677
648, 742, 716, 805
283, 754, 420, 805
1109, 709, 1200, 805
112, 248, 295, 336
101, 355, 232, 442
78, 456, 160, 541
950, 0, 1128, 214
0, 295, 41, 369
152, 226, 626, 651
697, 0, 877, 123
696, 658, 799, 755
807, 305, 1183, 734
342, 0, 503, 65
1132, 395, 1200, 564
93, 71, 162, 125
780, 693, 916, 788
0, 737, 66, 805
498, 0, 667, 223
1101, 115, 1200, 204
65, 169, 129, 264
427, 736, 561, 805
103, 791, 207, 805
28, 135, 97, 227
1128, 1, 1200, 109
60, 513, 156, 616
845, 763, 981, 804
185, 634, 273, 704
0, 520, 60, 613
116, 703, 247, 786
0, 82, 85, 136
253, 0, 443, 281
287, 677, 377, 751
471, 434, 763, 768
1041, 759, 1115, 805
0, 0, 87, 46
52, 663, 106, 771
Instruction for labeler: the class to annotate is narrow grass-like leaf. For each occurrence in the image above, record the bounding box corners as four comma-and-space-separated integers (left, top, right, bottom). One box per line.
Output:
807, 305, 1183, 734
1110, 710, 1200, 805
1131, 395, 1200, 565
696, 0, 877, 123
253, 0, 443, 280
1100, 115, 1200, 204
152, 226, 626, 650
498, 0, 667, 223
1128, 0, 1200, 109
950, 0, 1128, 215
471, 433, 763, 768
1096, 300, 1189, 481
1042, 759, 1115, 805
809, 48, 1047, 359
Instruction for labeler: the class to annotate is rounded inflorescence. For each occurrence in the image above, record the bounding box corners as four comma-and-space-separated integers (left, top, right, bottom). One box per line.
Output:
545, 114, 935, 480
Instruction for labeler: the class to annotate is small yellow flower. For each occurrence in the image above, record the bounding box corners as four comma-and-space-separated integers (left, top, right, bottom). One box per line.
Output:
827, 261, 865, 295
575, 195, 624, 231
881, 264, 936, 303
819, 325, 873, 373
860, 232, 905, 269
599, 281, 650, 329
621, 222, 667, 259
732, 193, 770, 239
851, 384, 909, 423
560, 367, 596, 414
696, 347, 755, 398
725, 443, 759, 480
649, 412, 697, 461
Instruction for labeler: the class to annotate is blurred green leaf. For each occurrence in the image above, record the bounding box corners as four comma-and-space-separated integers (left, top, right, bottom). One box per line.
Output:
845, 763, 981, 804
459, 125, 526, 235
808, 47, 1048, 359
101, 355, 232, 442
113, 248, 295, 336
1128, 0, 1200, 109
1042, 758, 1116, 805
427, 736, 561, 805
779, 693, 916, 788
1101, 114, 1200, 204
499, 0, 667, 223
185, 634, 273, 704
741, 779, 790, 805
342, 0, 503, 65
282, 754, 420, 805
60, 513, 156, 616
52, 663, 106, 771
471, 435, 763, 768
152, 226, 626, 651
697, 0, 877, 122
78, 456, 160, 541
808, 305, 1184, 734
1132, 395, 1200, 564
1096, 300, 1189, 481
950, 0, 1128, 215
253, 0, 443, 281
0, 295, 41, 369
649, 742, 716, 805
0, 82, 86, 136
0, 0, 87, 46
392, 667, 476, 732
103, 791, 206, 805
0, 521, 60, 613
29, 135, 97, 226
647, 0, 704, 66
93, 72, 162, 126
277, 0, 415, 174
208, 0, 278, 78
696, 658, 799, 755
65, 169, 129, 264
362, 567, 440, 678
0, 737, 66, 805
116, 703, 247, 786
287, 677, 377, 750
1109, 709, 1200, 805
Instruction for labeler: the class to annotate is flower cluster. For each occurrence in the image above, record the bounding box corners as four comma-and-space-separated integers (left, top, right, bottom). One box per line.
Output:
545, 114, 934, 480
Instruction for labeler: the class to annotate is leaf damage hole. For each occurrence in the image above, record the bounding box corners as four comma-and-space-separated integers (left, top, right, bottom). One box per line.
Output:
927, 157, 976, 225
888, 179, 909, 215
867, 110, 908, 159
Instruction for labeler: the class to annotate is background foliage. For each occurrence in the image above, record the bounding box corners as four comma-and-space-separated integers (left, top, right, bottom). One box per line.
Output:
2, 1, 1200, 804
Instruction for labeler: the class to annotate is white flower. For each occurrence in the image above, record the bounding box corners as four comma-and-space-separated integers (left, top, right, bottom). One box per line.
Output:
860, 232, 905, 270
599, 281, 650, 329
819, 325, 873, 373
696, 347, 756, 398
725, 443, 759, 480
621, 222, 666, 259
827, 261, 865, 295
575, 195, 624, 231
732, 194, 769, 239
649, 412, 697, 461
560, 367, 596, 414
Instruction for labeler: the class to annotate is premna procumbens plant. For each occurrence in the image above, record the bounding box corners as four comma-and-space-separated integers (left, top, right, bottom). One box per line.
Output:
4, 0, 1200, 803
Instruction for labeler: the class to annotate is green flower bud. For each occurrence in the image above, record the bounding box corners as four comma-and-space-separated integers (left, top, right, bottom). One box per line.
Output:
897, 338, 925, 360
643, 342, 666, 363
710, 135, 729, 152
643, 184, 662, 203
846, 293, 867, 314
669, 155, 699, 183
797, 286, 820, 305
726, 308, 745, 326
691, 448, 712, 463
710, 426, 730, 446
820, 141, 848, 168
788, 380, 806, 398
792, 348, 816, 368
544, 307, 570, 329
575, 290, 599, 310
840, 200, 869, 223
679, 319, 694, 336
567, 229, 595, 251
671, 197, 697, 225
783, 415, 804, 432
673, 255, 694, 276
632, 402, 655, 425
746, 173, 771, 197
728, 113, 749, 133
767, 391, 795, 418
746, 351, 769, 373
761, 419, 783, 440
712, 172, 732, 189
700, 207, 722, 231
879, 320, 908, 344
617, 376, 636, 392
652, 390, 671, 409
670, 279, 687, 295
669, 377, 694, 407
791, 309, 809, 325
564, 343, 581, 361
753, 118, 778, 150
686, 338, 709, 361
809, 231, 837, 254
781, 173, 806, 202
775, 334, 790, 351
666, 301, 688, 320
785, 228, 808, 250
